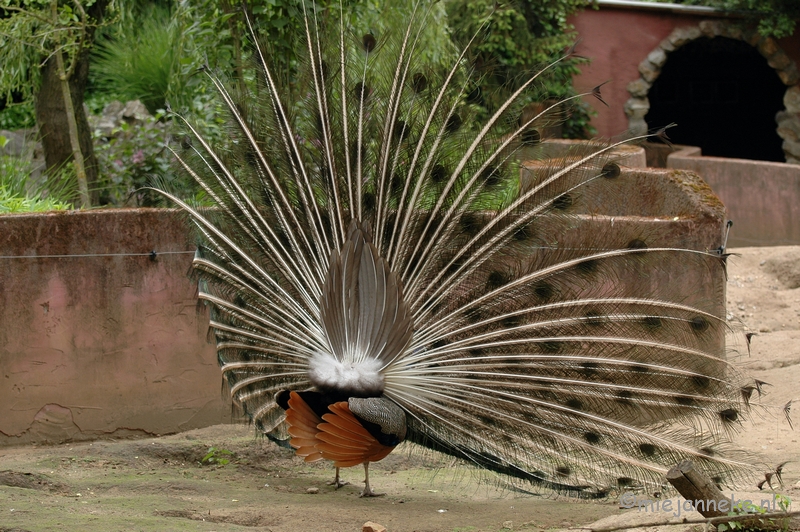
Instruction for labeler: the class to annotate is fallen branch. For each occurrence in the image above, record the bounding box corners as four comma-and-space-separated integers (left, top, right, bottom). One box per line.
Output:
574, 510, 800, 532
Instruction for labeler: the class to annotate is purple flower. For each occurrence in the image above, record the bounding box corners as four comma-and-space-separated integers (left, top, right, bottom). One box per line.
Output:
132, 150, 145, 164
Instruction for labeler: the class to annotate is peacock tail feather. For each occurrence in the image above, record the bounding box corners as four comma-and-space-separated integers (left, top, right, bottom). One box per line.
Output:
157, 0, 755, 497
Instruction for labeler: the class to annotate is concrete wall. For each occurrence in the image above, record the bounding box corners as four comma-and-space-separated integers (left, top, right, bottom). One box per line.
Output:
0, 166, 729, 446
0, 210, 231, 446
668, 147, 800, 247
569, 6, 800, 138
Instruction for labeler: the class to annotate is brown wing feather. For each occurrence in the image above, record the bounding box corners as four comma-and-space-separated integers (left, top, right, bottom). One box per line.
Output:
284, 392, 396, 467
286, 392, 324, 462
317, 402, 396, 466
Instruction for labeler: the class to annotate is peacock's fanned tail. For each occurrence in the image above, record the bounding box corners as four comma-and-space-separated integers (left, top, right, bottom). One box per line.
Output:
160, 1, 754, 496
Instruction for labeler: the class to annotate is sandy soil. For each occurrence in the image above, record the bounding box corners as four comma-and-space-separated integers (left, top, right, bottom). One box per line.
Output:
1, 246, 799, 532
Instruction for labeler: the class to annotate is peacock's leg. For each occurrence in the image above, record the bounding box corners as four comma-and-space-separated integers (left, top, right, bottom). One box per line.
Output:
359, 462, 384, 498
327, 466, 349, 489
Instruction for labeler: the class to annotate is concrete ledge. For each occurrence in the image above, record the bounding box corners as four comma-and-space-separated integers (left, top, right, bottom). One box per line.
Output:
667, 146, 800, 247
518, 139, 647, 169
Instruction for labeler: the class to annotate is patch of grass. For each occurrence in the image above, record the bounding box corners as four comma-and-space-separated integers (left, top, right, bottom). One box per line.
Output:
0, 155, 74, 213
200, 447, 234, 466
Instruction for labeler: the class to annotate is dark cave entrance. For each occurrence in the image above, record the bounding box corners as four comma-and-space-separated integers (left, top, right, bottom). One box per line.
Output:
645, 36, 786, 162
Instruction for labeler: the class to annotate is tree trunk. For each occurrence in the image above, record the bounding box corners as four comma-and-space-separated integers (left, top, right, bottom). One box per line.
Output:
35, 45, 99, 206
34, 0, 108, 207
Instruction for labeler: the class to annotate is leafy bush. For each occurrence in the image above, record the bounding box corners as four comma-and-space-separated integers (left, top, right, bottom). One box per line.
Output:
200, 447, 233, 466
644, 0, 798, 38
91, 7, 181, 115
91, 103, 221, 206
718, 493, 792, 532
0, 184, 73, 213
92, 109, 174, 206
88, 0, 236, 204
445, 0, 594, 139
90, 0, 236, 116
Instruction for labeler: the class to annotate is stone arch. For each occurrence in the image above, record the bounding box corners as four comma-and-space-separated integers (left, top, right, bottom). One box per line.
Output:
624, 20, 800, 164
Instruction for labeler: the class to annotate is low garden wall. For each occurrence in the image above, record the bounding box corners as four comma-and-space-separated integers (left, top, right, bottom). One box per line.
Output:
667, 146, 800, 247
0, 163, 728, 446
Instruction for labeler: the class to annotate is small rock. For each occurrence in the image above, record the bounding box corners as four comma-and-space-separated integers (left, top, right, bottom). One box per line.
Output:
362, 521, 387, 532
626, 78, 651, 98
646, 48, 667, 68
785, 85, 800, 113
306, 487, 319, 494
623, 98, 650, 119
119, 100, 150, 124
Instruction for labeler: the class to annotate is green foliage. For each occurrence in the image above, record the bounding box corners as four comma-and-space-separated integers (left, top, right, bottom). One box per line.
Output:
336, 0, 456, 70
88, 0, 236, 204
644, 0, 798, 38
0, 185, 73, 212
92, 109, 175, 206
0, 0, 114, 102
444, 0, 594, 139
248, 0, 307, 74
200, 446, 233, 466
0, 137, 75, 212
91, 0, 235, 115
711, 0, 798, 37
0, 100, 36, 129
245, 0, 455, 86
717, 494, 792, 532
91, 6, 178, 114
84, 0, 596, 205
776, 493, 792, 512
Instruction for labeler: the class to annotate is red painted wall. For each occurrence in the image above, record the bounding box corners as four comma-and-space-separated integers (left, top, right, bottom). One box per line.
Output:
569, 7, 800, 138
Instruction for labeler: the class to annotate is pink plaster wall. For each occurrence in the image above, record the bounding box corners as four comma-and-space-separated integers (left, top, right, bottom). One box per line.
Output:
0, 210, 232, 446
569, 7, 800, 138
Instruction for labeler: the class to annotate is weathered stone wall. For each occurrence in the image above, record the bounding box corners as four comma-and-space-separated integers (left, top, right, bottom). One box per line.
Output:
569, 6, 800, 155
623, 21, 800, 164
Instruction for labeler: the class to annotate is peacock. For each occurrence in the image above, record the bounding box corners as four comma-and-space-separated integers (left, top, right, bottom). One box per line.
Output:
159, 1, 755, 498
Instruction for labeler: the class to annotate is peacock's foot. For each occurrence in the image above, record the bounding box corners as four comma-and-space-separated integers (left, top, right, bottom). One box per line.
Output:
359, 487, 385, 498
327, 467, 349, 489
327, 478, 350, 489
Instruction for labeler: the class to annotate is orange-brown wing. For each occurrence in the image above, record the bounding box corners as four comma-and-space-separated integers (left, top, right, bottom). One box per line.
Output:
315, 402, 395, 467
285, 391, 324, 462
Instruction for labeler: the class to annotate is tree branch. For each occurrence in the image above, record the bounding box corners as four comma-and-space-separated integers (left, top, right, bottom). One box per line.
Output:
575, 510, 800, 532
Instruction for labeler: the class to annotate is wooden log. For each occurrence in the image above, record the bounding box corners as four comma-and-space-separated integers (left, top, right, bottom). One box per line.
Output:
666, 460, 728, 518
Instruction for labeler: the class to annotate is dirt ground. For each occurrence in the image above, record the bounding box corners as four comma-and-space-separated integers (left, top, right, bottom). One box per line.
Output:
1, 246, 799, 532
